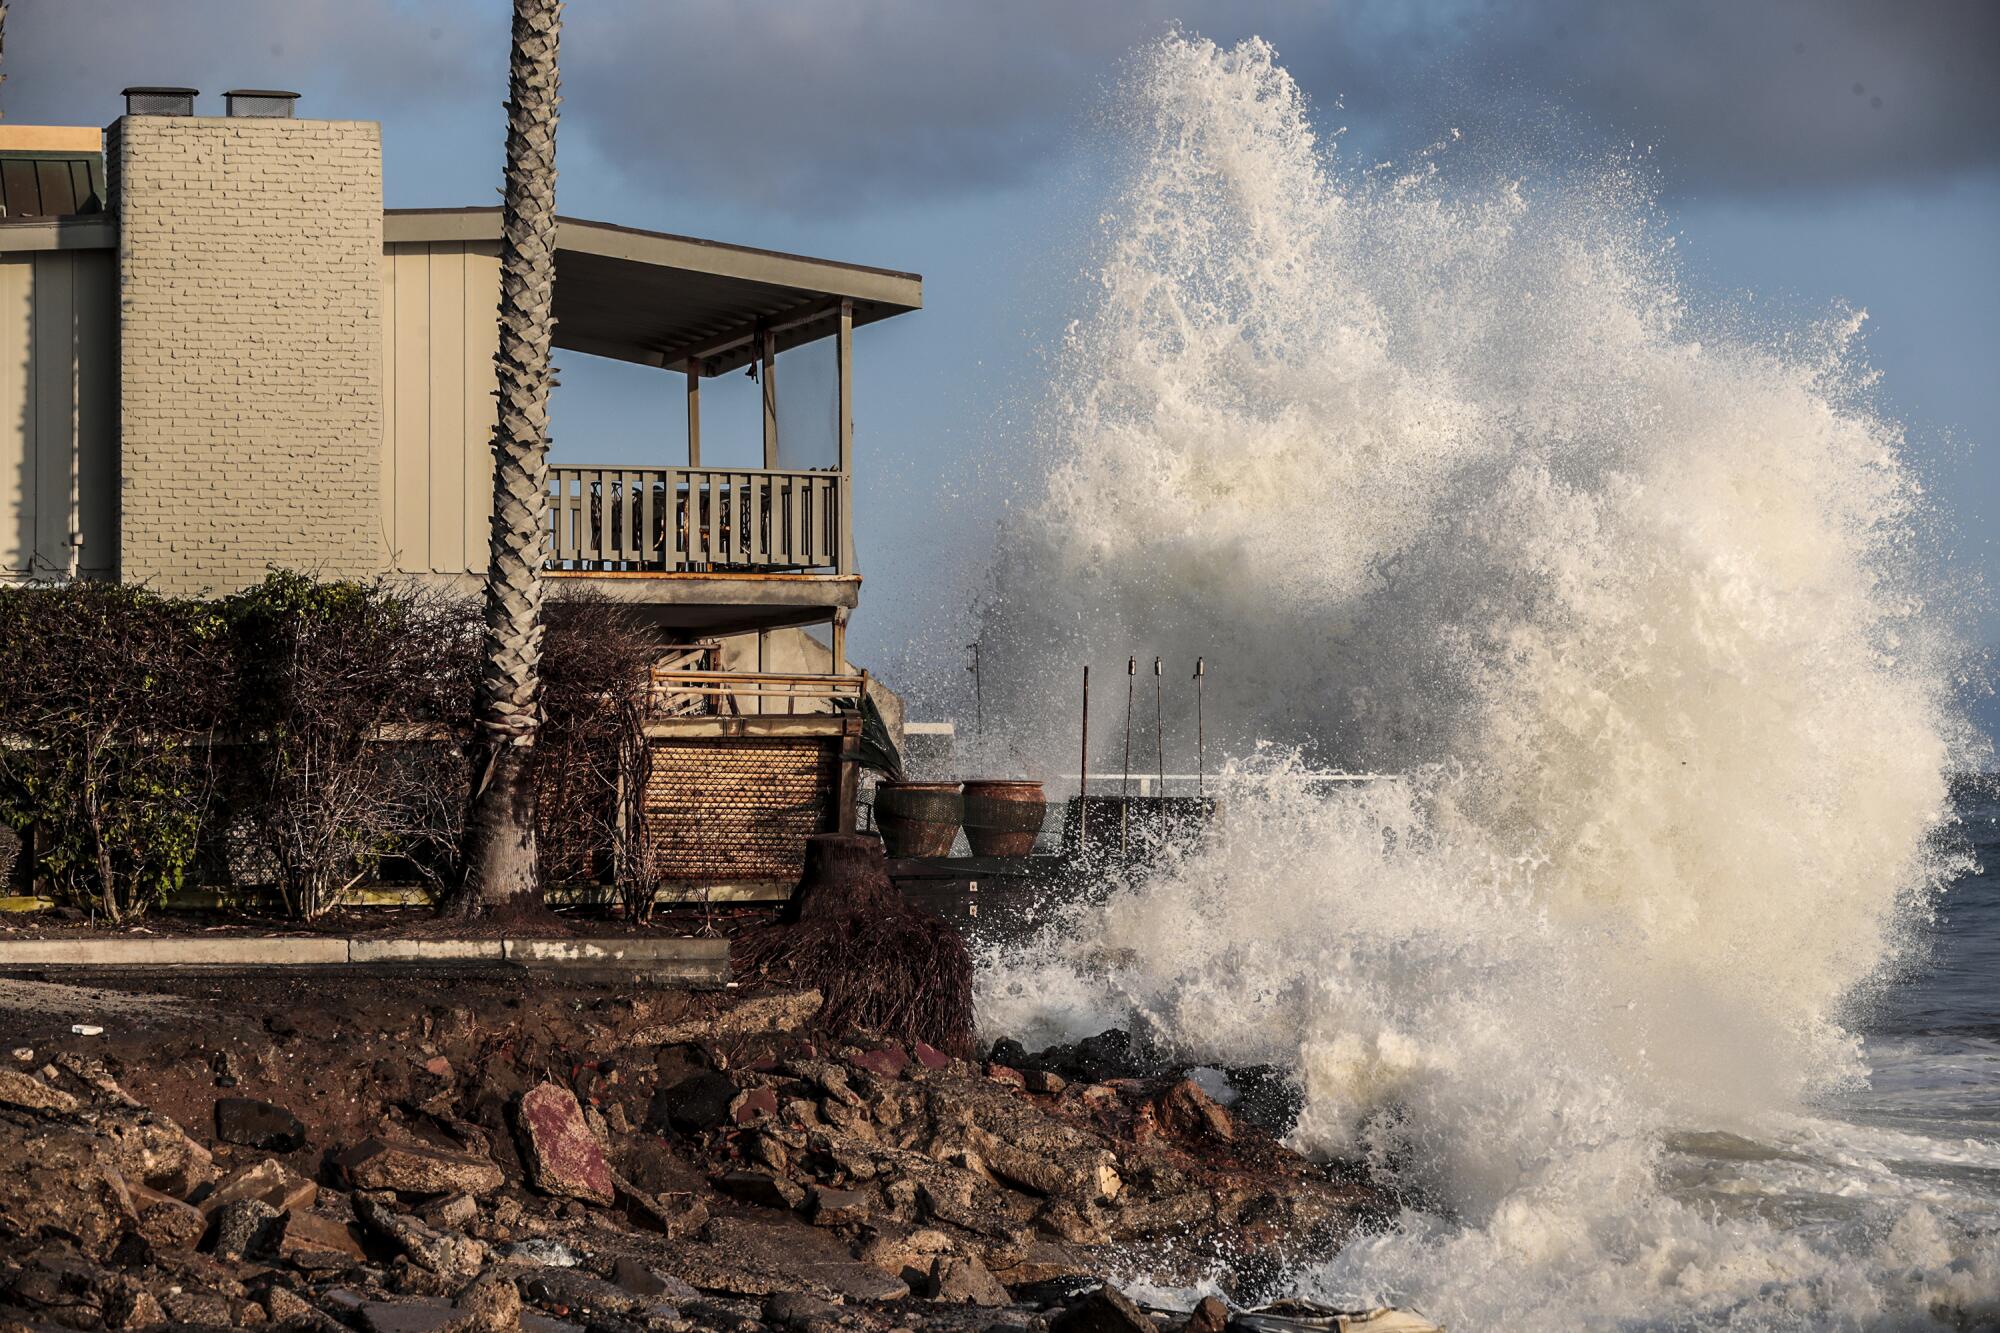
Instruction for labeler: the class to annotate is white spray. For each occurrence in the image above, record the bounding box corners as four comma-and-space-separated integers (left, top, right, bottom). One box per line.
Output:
973, 34, 1993, 1329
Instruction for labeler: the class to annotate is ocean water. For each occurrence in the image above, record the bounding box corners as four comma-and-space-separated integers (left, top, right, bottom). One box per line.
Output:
966, 33, 1999, 1330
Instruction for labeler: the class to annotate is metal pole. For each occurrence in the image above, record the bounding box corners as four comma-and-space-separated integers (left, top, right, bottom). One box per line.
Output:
1079, 665, 1090, 847
966, 642, 983, 737
1153, 657, 1165, 798
1194, 657, 1206, 798
1122, 656, 1135, 854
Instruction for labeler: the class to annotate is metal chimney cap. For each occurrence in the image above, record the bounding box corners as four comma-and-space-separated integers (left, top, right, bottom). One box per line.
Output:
224, 89, 300, 118
121, 86, 199, 117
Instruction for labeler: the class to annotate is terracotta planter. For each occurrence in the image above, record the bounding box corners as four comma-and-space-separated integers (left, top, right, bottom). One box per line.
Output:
962, 779, 1047, 857
873, 782, 963, 858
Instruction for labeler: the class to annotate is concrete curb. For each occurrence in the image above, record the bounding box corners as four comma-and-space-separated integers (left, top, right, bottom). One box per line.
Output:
0, 935, 731, 981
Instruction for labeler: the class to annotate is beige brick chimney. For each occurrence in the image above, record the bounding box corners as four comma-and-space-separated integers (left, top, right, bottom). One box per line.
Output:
109, 114, 384, 595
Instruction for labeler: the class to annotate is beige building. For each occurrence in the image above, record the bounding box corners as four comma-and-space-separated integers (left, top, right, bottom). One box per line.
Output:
0, 91, 923, 896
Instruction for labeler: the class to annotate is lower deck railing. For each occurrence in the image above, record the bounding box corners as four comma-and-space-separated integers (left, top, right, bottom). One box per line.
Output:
547, 466, 847, 573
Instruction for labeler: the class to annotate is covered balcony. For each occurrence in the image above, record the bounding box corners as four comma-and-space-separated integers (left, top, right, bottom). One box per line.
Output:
380, 210, 922, 635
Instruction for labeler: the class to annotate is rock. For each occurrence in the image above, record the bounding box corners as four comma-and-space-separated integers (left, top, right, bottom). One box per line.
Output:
216, 1096, 308, 1152
630, 989, 824, 1045
353, 1195, 488, 1278
859, 1226, 958, 1286
647, 1071, 739, 1134
201, 1156, 318, 1216
984, 1063, 1027, 1089
927, 1254, 1011, 1307
718, 1169, 807, 1210
94, 1109, 215, 1194
968, 1128, 1122, 1203
211, 1197, 285, 1261
513, 1082, 615, 1205
1153, 1079, 1235, 1143
420, 1192, 478, 1229
163, 1289, 236, 1326
1225, 1065, 1304, 1137
517, 1268, 647, 1321
263, 1285, 317, 1325
764, 1290, 842, 1331
1111, 1190, 1215, 1239
335, 1136, 504, 1196
449, 1273, 524, 1333
610, 1173, 709, 1238
1186, 1296, 1228, 1333
785, 1058, 864, 1107
424, 1056, 455, 1078
1052, 1284, 1156, 1333
131, 1183, 206, 1249
278, 1209, 368, 1263
0, 1112, 138, 1258
1024, 1069, 1067, 1095
730, 1085, 780, 1125
849, 1045, 908, 1079
913, 1041, 951, 1071
808, 1185, 871, 1227
0, 1067, 78, 1113
103, 1275, 167, 1330
667, 1214, 910, 1302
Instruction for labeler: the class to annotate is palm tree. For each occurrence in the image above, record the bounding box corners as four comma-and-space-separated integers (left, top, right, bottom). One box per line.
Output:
447, 0, 563, 919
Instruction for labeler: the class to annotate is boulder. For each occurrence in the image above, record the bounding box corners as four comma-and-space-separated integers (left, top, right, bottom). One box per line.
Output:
926, 1253, 1011, 1307
334, 1137, 504, 1196
1186, 1296, 1229, 1333
0, 1067, 78, 1113
94, 1109, 215, 1195
514, 1082, 615, 1205
215, 1096, 307, 1152
849, 1045, 908, 1079
647, 1071, 738, 1134
210, 1197, 284, 1261
1152, 1079, 1234, 1144
1053, 1285, 1156, 1333
912, 1041, 951, 1071
0, 1112, 137, 1258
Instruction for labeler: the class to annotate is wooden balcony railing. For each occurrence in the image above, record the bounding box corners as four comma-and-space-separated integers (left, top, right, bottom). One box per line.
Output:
649, 668, 869, 717
546, 466, 849, 573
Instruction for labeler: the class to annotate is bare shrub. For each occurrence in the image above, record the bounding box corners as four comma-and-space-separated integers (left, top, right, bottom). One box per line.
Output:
221, 573, 478, 920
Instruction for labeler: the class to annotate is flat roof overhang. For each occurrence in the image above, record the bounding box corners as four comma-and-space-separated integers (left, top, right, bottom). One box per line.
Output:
386, 208, 922, 374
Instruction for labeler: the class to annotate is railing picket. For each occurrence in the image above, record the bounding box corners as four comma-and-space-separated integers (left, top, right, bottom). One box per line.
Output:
541, 464, 846, 574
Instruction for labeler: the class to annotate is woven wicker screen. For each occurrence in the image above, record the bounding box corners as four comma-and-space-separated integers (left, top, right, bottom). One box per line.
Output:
641, 735, 841, 882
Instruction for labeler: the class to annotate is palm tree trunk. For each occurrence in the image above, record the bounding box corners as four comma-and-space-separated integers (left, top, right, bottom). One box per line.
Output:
448, 0, 563, 919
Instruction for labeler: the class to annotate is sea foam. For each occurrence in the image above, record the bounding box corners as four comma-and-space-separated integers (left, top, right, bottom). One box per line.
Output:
971, 33, 1993, 1329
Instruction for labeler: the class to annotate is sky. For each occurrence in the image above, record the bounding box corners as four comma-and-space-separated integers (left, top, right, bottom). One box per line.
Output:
7, 1, 1999, 709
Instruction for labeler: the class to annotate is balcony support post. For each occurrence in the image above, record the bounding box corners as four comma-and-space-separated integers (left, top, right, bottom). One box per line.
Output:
685, 369, 701, 467
836, 299, 854, 577
761, 328, 779, 469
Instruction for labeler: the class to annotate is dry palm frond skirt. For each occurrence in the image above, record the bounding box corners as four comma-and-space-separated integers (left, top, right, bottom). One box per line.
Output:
735, 834, 974, 1056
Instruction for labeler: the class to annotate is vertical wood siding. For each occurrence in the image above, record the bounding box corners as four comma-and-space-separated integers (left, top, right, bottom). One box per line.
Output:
0, 250, 116, 580
381, 241, 500, 575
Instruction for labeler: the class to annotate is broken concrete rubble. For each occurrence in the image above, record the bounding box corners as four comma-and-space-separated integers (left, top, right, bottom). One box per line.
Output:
0, 970, 1404, 1333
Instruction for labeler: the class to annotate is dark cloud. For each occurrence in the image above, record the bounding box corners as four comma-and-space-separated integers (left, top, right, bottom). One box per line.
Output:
6, 1, 1995, 213
2, 0, 501, 128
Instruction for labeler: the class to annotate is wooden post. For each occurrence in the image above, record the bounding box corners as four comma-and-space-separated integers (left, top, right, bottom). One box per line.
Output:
761, 328, 778, 469
685, 369, 702, 467
836, 299, 854, 574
